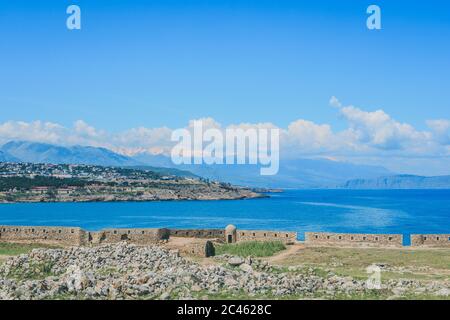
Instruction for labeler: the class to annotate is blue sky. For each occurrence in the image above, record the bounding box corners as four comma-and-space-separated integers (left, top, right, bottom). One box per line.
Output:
0, 1, 449, 174
1, 0, 449, 130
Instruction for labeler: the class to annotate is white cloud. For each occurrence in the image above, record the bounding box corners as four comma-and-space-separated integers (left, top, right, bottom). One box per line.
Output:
427, 119, 450, 145
286, 119, 337, 151
329, 96, 342, 108
0, 121, 66, 144
73, 120, 103, 139
0, 98, 448, 174
112, 126, 173, 155
332, 97, 433, 152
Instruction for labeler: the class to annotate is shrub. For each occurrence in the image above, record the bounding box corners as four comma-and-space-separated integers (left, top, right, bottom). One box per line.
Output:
216, 241, 286, 257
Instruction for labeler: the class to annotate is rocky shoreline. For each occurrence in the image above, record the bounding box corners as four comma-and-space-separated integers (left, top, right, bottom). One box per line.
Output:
0, 162, 266, 203
1, 243, 449, 300
0, 186, 265, 204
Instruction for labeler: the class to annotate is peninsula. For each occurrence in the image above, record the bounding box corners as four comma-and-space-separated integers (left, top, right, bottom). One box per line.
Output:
0, 162, 264, 203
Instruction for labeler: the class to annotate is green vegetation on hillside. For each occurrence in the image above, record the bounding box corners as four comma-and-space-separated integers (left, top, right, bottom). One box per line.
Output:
125, 165, 198, 178
216, 241, 286, 257
0, 242, 58, 256
0, 176, 94, 191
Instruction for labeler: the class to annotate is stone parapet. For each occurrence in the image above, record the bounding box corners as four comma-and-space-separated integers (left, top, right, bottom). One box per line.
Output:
305, 232, 403, 247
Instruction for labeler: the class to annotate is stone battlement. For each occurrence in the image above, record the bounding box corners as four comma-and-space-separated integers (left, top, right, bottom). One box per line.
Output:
89, 228, 171, 245
1, 225, 450, 248
0, 224, 298, 247
237, 230, 297, 243
169, 229, 224, 239
305, 232, 403, 247
0, 226, 86, 246
411, 234, 450, 247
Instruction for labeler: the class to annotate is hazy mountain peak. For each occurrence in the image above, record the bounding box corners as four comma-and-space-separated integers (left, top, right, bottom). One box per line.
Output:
1, 141, 403, 188
130, 152, 394, 188
0, 150, 20, 162
1, 140, 140, 166
341, 174, 450, 189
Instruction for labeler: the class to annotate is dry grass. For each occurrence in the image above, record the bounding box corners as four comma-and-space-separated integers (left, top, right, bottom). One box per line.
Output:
270, 246, 450, 281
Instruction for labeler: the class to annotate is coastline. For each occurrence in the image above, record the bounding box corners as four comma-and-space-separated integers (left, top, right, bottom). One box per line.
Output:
0, 162, 267, 204
0, 192, 267, 204
1, 189, 449, 238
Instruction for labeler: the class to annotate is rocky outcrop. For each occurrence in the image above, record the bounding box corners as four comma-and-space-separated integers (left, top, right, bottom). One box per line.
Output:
1, 243, 448, 300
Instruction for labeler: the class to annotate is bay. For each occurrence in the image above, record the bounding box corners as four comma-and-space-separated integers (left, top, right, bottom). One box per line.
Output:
0, 189, 449, 244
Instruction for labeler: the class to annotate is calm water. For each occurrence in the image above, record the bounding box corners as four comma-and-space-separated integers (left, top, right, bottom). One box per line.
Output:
0, 190, 449, 243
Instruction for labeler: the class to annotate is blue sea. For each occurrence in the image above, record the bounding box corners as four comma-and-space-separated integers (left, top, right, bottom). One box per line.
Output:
0, 190, 449, 244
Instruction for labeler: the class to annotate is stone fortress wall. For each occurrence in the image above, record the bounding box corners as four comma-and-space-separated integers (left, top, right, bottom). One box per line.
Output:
169, 229, 224, 239
0, 226, 86, 246
305, 232, 403, 247
89, 228, 171, 245
237, 230, 297, 244
411, 234, 450, 247
1, 225, 450, 249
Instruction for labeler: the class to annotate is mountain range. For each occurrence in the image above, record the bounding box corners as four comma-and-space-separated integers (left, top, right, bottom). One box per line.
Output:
341, 175, 450, 189
1, 141, 139, 167
0, 141, 193, 178
0, 150, 20, 162
134, 155, 393, 188
1, 141, 449, 189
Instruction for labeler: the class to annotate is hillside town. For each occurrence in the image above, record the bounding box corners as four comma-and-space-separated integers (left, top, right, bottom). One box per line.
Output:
0, 162, 263, 203
0, 162, 165, 181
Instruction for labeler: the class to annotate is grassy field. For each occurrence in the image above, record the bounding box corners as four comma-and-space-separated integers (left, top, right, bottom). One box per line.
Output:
0, 242, 58, 264
2, 241, 450, 299
269, 246, 450, 282
216, 241, 286, 257
208, 244, 450, 299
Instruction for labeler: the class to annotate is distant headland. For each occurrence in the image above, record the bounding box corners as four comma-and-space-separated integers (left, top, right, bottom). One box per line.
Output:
0, 162, 264, 203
